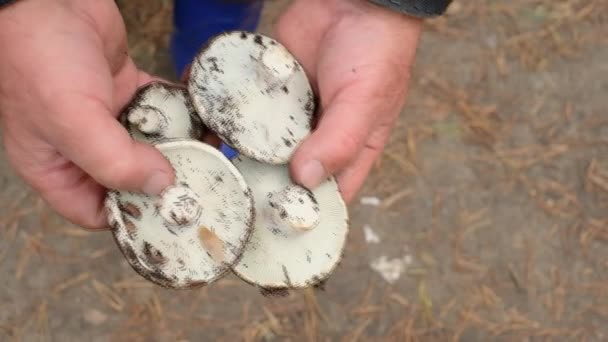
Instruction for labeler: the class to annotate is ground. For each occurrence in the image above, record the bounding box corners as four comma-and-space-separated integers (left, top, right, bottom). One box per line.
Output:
1, 0, 607, 341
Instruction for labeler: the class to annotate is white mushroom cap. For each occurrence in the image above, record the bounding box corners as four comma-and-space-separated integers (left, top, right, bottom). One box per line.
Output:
105, 140, 254, 289
230, 155, 349, 290
120, 82, 206, 144
187, 31, 315, 164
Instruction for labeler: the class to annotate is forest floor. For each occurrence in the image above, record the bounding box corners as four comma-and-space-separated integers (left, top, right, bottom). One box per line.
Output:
1, 0, 607, 341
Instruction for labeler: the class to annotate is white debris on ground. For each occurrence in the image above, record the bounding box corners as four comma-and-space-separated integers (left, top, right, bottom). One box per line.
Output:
359, 195, 413, 284
363, 224, 381, 244
370, 255, 413, 284
84, 309, 108, 326
360, 196, 381, 206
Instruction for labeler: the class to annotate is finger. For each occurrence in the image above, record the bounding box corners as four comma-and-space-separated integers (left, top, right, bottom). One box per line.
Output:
35, 160, 110, 229
45, 95, 175, 196
202, 134, 222, 148
112, 58, 174, 114
335, 122, 393, 203
179, 63, 192, 84
289, 86, 382, 190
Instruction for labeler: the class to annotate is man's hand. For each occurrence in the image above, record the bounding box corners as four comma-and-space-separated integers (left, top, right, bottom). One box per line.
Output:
274, 0, 422, 202
0, 0, 175, 229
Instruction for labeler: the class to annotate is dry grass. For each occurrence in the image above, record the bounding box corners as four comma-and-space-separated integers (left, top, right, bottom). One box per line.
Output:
0, 0, 606, 341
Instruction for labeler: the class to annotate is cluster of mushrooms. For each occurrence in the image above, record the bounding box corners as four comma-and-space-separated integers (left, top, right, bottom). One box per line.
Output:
105, 31, 349, 293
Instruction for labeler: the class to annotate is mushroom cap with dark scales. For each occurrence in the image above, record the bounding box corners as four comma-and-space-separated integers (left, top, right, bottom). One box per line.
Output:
105, 140, 255, 289
187, 31, 315, 164
119, 82, 207, 144
230, 155, 349, 290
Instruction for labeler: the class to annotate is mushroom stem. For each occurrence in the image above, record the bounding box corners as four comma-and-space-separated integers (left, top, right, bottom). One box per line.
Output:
268, 185, 320, 233
128, 105, 166, 134
158, 185, 203, 227
255, 47, 296, 93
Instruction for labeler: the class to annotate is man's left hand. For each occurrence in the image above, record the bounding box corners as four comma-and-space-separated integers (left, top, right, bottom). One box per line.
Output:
274, 0, 422, 202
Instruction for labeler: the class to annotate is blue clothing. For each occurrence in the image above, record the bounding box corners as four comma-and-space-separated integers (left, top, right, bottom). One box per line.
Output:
170, 0, 264, 159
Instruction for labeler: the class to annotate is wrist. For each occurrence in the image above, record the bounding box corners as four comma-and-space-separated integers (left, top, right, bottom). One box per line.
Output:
367, 0, 452, 18
0, 0, 25, 13
0, 0, 109, 18
329, 0, 424, 29
0, 0, 18, 8
344, 0, 424, 32
327, 0, 423, 60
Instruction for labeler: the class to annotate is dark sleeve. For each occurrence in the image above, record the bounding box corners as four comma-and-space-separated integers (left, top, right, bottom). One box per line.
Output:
0, 0, 18, 9
367, 0, 453, 18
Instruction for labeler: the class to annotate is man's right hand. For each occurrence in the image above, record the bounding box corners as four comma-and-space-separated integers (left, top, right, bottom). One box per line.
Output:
0, 0, 175, 229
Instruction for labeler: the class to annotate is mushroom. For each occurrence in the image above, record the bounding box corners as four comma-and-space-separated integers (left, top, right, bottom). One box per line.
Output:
230, 155, 349, 291
119, 82, 207, 144
105, 139, 255, 289
187, 31, 316, 164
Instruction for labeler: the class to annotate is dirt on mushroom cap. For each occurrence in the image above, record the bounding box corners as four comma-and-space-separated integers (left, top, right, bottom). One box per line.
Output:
230, 155, 349, 289
105, 140, 254, 289
187, 31, 315, 164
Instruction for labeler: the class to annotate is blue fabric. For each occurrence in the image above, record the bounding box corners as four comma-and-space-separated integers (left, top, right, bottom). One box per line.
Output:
171, 0, 264, 160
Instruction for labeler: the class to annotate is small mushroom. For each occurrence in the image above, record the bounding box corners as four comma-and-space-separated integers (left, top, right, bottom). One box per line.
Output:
187, 31, 315, 164
105, 140, 255, 289
230, 155, 349, 290
119, 82, 207, 144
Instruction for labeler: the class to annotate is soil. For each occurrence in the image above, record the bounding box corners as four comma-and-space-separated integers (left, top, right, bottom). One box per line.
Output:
1, 0, 607, 341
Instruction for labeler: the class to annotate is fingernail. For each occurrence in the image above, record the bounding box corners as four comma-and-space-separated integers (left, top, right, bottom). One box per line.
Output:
143, 170, 172, 196
298, 160, 326, 189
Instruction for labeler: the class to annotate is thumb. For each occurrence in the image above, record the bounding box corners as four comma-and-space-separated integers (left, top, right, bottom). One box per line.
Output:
290, 90, 378, 190
47, 96, 175, 195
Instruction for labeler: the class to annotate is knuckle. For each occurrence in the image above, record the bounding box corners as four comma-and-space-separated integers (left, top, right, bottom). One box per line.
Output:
332, 131, 364, 164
